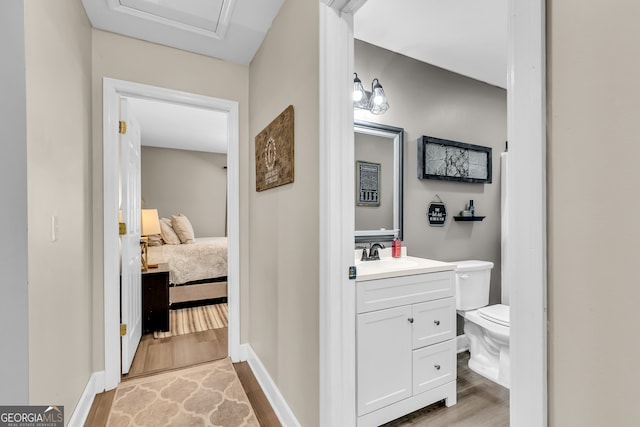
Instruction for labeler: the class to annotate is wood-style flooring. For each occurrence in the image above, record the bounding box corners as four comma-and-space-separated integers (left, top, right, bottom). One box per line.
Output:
84, 328, 280, 427
382, 351, 510, 427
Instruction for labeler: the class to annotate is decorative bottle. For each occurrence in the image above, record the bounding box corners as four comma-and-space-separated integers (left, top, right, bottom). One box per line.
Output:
392, 238, 401, 258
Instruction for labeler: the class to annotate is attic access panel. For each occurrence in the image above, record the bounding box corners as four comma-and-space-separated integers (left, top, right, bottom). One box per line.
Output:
417, 136, 492, 184
117, 0, 233, 35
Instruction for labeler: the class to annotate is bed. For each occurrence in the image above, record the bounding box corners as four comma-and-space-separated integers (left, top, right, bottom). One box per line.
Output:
147, 237, 228, 307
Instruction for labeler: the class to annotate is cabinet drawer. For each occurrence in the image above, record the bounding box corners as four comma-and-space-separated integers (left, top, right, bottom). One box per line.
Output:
412, 297, 456, 349
357, 271, 454, 314
413, 340, 456, 396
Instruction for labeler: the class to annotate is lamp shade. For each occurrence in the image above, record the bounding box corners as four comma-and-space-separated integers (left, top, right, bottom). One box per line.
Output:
353, 73, 370, 109
368, 78, 389, 115
141, 209, 161, 236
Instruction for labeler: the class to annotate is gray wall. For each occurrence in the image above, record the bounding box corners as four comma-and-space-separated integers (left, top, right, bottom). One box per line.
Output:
24, 0, 94, 414
248, 0, 320, 424
355, 40, 507, 310
141, 146, 227, 237
548, 1, 640, 425
0, 0, 29, 404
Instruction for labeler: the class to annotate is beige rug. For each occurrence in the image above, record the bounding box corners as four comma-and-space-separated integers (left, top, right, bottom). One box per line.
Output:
154, 304, 228, 339
106, 358, 259, 427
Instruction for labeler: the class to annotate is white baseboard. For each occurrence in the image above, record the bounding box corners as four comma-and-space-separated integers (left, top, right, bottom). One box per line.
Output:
240, 343, 301, 427
456, 334, 470, 353
67, 370, 105, 427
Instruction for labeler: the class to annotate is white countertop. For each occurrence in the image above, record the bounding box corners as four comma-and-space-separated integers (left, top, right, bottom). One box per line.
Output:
354, 248, 455, 281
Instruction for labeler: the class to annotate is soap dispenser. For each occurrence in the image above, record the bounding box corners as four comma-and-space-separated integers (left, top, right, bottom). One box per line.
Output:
392, 238, 401, 258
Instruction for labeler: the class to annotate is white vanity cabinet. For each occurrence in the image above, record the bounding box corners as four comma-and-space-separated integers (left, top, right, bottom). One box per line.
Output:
356, 269, 457, 427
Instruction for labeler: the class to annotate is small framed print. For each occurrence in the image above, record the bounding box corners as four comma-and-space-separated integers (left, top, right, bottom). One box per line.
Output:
356, 161, 381, 206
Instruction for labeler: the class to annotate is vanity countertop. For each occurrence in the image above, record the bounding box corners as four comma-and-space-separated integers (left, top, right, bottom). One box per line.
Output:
354, 251, 455, 282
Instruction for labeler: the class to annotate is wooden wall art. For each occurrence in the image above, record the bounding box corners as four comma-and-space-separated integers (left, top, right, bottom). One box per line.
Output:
255, 105, 295, 191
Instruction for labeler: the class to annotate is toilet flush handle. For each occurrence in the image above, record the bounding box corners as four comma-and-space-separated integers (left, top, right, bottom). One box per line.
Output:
460, 274, 469, 279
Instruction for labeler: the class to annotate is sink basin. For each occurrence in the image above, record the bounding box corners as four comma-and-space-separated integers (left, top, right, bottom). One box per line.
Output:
354, 255, 456, 281
376, 258, 419, 268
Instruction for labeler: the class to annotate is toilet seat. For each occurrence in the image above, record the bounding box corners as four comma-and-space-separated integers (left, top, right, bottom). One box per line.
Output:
478, 304, 510, 327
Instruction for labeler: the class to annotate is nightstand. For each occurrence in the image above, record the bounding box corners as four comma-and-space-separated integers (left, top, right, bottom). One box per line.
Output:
141, 263, 170, 334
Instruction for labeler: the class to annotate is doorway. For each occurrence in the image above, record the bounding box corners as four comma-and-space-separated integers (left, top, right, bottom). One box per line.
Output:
102, 78, 240, 391
318, 1, 547, 427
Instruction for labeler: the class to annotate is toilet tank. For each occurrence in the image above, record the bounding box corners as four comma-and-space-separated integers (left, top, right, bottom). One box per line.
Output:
454, 260, 494, 311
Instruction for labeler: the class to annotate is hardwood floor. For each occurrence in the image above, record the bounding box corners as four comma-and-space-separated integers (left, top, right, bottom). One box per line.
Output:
84, 328, 279, 426
382, 351, 510, 427
125, 328, 228, 379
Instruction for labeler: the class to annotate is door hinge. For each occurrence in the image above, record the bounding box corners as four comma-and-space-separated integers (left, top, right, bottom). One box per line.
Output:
120, 324, 127, 336
119, 222, 126, 235
119, 120, 127, 134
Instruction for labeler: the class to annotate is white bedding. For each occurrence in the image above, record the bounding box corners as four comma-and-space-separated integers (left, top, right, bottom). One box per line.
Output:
147, 237, 227, 285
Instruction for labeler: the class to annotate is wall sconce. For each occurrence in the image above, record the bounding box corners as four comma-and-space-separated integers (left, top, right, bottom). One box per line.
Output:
353, 73, 390, 115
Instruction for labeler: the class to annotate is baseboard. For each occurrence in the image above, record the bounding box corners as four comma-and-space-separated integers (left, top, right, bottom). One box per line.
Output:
67, 370, 105, 427
240, 343, 301, 427
456, 334, 470, 353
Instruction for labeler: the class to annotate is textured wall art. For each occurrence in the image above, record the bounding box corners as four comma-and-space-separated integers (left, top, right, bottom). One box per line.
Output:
255, 105, 294, 191
356, 161, 381, 206
417, 136, 492, 184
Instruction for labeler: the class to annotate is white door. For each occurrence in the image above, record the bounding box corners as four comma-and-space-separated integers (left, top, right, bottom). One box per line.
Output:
356, 305, 412, 416
119, 98, 142, 375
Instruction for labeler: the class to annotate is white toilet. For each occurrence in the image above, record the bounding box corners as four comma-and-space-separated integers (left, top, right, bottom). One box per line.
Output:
454, 260, 510, 389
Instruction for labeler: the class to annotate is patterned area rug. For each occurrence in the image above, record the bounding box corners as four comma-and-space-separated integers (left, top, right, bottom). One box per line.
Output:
154, 304, 228, 339
106, 358, 259, 427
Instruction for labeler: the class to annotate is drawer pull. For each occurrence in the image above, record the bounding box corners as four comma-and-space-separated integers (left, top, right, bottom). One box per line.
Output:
434, 320, 440, 326
408, 317, 414, 324
434, 364, 441, 370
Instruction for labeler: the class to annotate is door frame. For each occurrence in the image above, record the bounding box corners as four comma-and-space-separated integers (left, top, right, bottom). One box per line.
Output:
319, 1, 547, 426
102, 78, 240, 390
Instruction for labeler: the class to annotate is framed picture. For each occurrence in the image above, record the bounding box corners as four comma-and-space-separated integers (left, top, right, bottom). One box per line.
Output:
356, 161, 381, 206
255, 105, 294, 191
417, 136, 492, 183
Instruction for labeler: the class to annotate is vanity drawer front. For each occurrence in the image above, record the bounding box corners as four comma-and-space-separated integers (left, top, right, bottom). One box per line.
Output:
412, 297, 456, 349
357, 271, 454, 314
413, 339, 456, 396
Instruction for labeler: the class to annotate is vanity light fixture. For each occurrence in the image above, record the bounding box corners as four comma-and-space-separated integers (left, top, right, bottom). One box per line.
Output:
353, 73, 390, 115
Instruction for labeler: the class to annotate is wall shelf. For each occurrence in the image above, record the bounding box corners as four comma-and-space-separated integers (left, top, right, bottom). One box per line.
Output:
453, 216, 485, 222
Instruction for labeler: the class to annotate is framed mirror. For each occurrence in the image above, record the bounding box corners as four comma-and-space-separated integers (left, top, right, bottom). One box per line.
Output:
354, 120, 404, 243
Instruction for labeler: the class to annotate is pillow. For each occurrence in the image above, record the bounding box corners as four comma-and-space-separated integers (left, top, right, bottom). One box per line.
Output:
171, 214, 195, 244
159, 218, 181, 245
147, 234, 163, 246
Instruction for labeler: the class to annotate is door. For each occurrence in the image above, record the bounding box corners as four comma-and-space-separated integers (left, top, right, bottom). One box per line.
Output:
356, 305, 412, 416
119, 98, 142, 375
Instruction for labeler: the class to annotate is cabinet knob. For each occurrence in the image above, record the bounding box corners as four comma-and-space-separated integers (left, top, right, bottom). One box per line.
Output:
407, 317, 414, 324
434, 364, 441, 370
434, 320, 440, 326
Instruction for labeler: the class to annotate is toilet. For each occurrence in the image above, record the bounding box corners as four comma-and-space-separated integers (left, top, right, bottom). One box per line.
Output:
454, 260, 510, 389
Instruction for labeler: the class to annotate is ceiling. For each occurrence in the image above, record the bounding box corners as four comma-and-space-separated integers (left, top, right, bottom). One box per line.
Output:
84, 0, 506, 152
126, 97, 228, 153
82, 0, 285, 64
354, 0, 507, 89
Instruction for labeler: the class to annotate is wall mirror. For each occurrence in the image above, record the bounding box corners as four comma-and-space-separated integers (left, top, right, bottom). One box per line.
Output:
354, 120, 404, 243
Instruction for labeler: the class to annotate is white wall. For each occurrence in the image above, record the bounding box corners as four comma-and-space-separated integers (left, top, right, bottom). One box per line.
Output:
248, 0, 320, 424
355, 40, 507, 306
23, 0, 93, 417
547, 1, 640, 425
0, 0, 29, 405
141, 146, 227, 237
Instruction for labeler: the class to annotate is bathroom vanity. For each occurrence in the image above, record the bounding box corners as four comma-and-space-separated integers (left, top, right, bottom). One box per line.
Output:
355, 253, 457, 427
